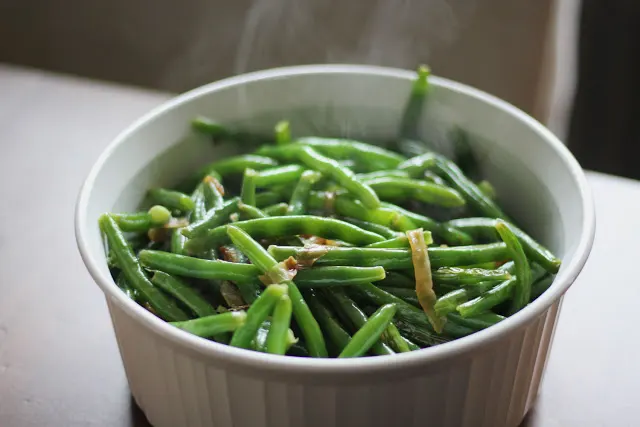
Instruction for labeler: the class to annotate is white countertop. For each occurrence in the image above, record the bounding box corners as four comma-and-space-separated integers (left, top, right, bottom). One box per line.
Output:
0, 64, 637, 427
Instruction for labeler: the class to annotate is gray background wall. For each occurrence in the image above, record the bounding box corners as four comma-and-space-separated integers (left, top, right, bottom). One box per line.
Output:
0, 0, 560, 121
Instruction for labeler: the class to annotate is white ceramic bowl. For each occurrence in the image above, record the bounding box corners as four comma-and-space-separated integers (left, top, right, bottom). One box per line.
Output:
75, 65, 595, 427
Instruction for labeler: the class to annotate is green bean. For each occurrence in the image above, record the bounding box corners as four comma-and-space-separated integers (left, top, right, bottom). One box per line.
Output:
150, 271, 217, 318
99, 215, 188, 321
307, 192, 418, 231
170, 229, 188, 255
275, 120, 291, 145
287, 341, 310, 357
219, 245, 261, 304
356, 170, 410, 182
255, 165, 305, 188
432, 267, 511, 285
325, 289, 394, 356
288, 170, 322, 215
295, 266, 385, 288
186, 216, 384, 253
457, 277, 516, 318
451, 127, 481, 180
495, 219, 532, 314
305, 290, 352, 355
365, 230, 433, 248
192, 116, 274, 145
399, 65, 430, 141
294, 137, 406, 171
148, 188, 195, 212
181, 197, 239, 238
381, 322, 412, 353
350, 282, 475, 340
367, 177, 466, 208
255, 191, 287, 207
230, 284, 288, 349
251, 320, 271, 352
393, 318, 448, 348
237, 202, 267, 220
266, 295, 293, 355
423, 170, 447, 186
226, 226, 328, 357
192, 155, 279, 186
116, 272, 140, 301
190, 185, 206, 223
240, 169, 257, 207
379, 202, 473, 245
202, 175, 225, 210
531, 274, 554, 299
170, 311, 247, 338
340, 218, 400, 239
338, 303, 397, 358
445, 217, 561, 274
111, 205, 172, 232
376, 271, 416, 289
378, 287, 420, 308
447, 312, 504, 331
268, 243, 508, 270
138, 250, 260, 284
262, 203, 289, 216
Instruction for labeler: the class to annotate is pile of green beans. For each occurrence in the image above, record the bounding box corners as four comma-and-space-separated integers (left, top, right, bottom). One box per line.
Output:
100, 66, 562, 359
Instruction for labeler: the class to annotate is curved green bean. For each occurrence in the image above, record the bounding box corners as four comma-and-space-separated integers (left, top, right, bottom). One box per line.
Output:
531, 274, 555, 300
447, 312, 504, 331
367, 177, 466, 208
445, 217, 561, 274
230, 284, 288, 349
186, 216, 385, 253
266, 295, 293, 355
340, 218, 400, 239
192, 116, 274, 145
256, 165, 305, 188
496, 219, 532, 314
191, 154, 279, 187
295, 266, 386, 288
305, 289, 352, 355
295, 137, 406, 171
356, 170, 410, 182
262, 203, 289, 216
170, 311, 247, 338
99, 215, 188, 321
111, 205, 172, 232
150, 271, 216, 318
181, 197, 240, 238
399, 65, 430, 141
338, 303, 397, 358
456, 277, 517, 318
237, 202, 267, 220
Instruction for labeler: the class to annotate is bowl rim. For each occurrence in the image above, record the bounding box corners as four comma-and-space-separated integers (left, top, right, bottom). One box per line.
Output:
75, 64, 595, 374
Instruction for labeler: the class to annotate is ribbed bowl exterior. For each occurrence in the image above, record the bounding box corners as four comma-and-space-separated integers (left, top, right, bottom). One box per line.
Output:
108, 297, 562, 427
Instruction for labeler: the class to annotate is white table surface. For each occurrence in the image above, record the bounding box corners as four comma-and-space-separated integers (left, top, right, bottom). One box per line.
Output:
0, 64, 638, 427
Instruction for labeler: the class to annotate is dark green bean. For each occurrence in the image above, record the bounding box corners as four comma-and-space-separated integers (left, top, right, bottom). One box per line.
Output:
451, 127, 481, 180
338, 304, 397, 358
325, 289, 394, 356
399, 65, 430, 141
456, 277, 516, 318
170, 311, 247, 338
367, 177, 466, 208
186, 216, 384, 253
116, 272, 140, 301
148, 188, 195, 213
230, 284, 288, 349
181, 197, 239, 238
531, 274, 555, 300
268, 243, 509, 270
294, 266, 385, 288
150, 271, 217, 318
288, 170, 322, 215
226, 226, 328, 357
262, 203, 289, 216
255, 165, 305, 188
111, 205, 172, 232
266, 294, 293, 355
99, 215, 188, 321
365, 230, 433, 248
350, 282, 475, 340
447, 312, 504, 331
496, 219, 532, 314
192, 154, 279, 185
305, 290, 352, 355
445, 217, 561, 274
376, 271, 416, 289
378, 287, 420, 308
